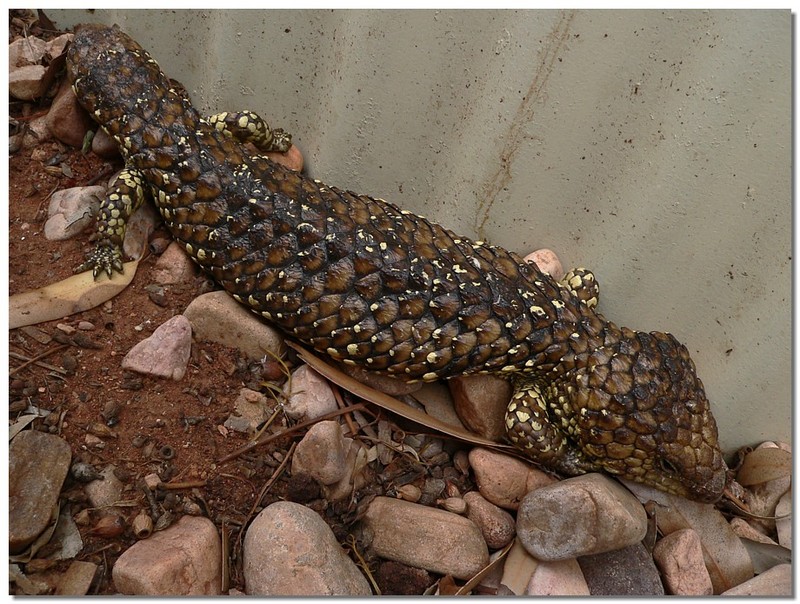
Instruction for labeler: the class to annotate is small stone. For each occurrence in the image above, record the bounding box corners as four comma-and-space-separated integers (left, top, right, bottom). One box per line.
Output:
77, 321, 95, 331
244, 501, 371, 595
121, 315, 192, 380
396, 484, 422, 503
578, 542, 664, 595
291, 420, 349, 485
184, 291, 284, 361
44, 186, 105, 241
54, 561, 98, 595
721, 563, 792, 596
469, 447, 555, 510
46, 80, 94, 146
113, 516, 221, 595
56, 323, 76, 334
84, 465, 124, 509
9, 64, 46, 100
523, 248, 564, 281
360, 496, 489, 580
283, 364, 337, 421
449, 374, 511, 441
151, 241, 197, 285
22, 114, 53, 148
516, 473, 647, 561
223, 388, 271, 434
526, 558, 590, 596
9, 431, 72, 553
463, 491, 516, 549
143, 473, 162, 490
653, 528, 713, 595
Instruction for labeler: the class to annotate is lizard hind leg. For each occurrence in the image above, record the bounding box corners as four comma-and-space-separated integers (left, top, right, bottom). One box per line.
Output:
505, 379, 599, 477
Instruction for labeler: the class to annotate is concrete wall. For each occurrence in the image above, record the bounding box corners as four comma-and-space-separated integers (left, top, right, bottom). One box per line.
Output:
49, 9, 791, 451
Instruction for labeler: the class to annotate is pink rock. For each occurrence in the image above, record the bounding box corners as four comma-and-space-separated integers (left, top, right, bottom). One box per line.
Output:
653, 528, 713, 595
45, 33, 73, 59
523, 248, 564, 281
463, 491, 516, 549
91, 126, 121, 158
244, 502, 370, 595
525, 558, 590, 596
121, 315, 192, 380
112, 516, 221, 595
469, 447, 555, 511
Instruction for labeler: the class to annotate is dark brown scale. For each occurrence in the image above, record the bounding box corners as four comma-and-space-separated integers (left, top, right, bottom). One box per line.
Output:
67, 24, 728, 503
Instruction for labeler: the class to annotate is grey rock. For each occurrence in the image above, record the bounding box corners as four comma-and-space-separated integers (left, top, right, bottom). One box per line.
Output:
84, 465, 124, 509
292, 420, 349, 485
283, 364, 337, 421
44, 186, 104, 241
9, 36, 48, 68
121, 315, 192, 380
9, 430, 72, 553
577, 542, 665, 596
516, 473, 647, 561
244, 501, 371, 595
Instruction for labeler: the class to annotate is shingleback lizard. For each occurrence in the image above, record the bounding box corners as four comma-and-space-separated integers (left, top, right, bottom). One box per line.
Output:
67, 24, 728, 502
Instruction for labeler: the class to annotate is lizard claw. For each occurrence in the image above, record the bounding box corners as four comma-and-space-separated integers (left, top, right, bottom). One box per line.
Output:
75, 243, 125, 280
270, 128, 292, 153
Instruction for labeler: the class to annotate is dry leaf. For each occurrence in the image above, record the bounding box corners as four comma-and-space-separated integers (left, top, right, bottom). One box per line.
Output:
9, 261, 139, 329
289, 342, 514, 452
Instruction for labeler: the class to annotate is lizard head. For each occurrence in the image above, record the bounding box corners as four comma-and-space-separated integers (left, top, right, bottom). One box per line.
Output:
569, 328, 727, 503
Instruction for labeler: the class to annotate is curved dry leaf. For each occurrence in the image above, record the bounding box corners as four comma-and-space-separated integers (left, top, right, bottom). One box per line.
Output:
740, 537, 792, 574
289, 342, 514, 452
455, 540, 514, 595
9, 260, 138, 329
737, 447, 792, 486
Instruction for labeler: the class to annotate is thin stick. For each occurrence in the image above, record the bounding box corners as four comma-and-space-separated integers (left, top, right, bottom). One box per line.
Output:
9, 345, 69, 375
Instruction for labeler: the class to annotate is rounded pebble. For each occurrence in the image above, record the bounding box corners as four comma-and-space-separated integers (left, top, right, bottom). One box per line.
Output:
283, 364, 338, 421
360, 496, 489, 580
653, 528, 713, 595
291, 420, 349, 485
463, 491, 516, 549
516, 473, 647, 561
523, 248, 564, 281
469, 447, 555, 510
244, 501, 371, 595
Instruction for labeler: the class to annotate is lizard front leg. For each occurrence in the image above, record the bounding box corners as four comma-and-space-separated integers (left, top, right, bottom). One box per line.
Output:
75, 168, 147, 279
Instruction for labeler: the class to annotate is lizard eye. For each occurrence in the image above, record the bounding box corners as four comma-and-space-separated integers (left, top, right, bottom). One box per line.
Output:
659, 458, 679, 475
